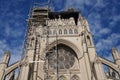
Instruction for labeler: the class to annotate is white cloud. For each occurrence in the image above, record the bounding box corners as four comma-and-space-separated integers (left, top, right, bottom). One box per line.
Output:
62, 0, 107, 12
65, 0, 95, 6
110, 33, 120, 40
99, 28, 111, 35
95, 33, 120, 54
96, 38, 113, 52
3, 21, 24, 38
5, 24, 11, 37
95, 0, 106, 8
109, 13, 120, 27
87, 12, 104, 38
52, 0, 95, 11
0, 3, 25, 38
0, 0, 25, 65
105, 54, 114, 62
112, 15, 120, 22
109, 6, 120, 27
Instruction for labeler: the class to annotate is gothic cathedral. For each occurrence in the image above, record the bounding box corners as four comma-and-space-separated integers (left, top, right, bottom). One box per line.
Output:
0, 3, 120, 80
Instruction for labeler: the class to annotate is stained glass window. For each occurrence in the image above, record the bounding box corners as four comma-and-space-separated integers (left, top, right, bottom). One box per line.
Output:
47, 44, 75, 69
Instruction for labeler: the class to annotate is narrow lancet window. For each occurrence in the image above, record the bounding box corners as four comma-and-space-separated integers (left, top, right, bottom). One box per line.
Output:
69, 29, 73, 34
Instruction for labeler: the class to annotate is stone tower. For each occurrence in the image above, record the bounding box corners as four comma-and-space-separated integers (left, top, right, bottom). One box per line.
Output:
0, 3, 120, 80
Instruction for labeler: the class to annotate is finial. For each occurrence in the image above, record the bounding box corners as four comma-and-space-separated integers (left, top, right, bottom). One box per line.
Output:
5, 50, 10, 56
112, 47, 116, 50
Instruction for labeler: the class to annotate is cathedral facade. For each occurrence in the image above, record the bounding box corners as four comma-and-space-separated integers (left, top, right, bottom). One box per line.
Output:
0, 6, 120, 80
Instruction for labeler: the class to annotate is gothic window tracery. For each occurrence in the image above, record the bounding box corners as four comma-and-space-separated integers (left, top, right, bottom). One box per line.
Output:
47, 44, 75, 69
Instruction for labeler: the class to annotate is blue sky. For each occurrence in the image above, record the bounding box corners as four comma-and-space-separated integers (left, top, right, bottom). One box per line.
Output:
0, 0, 120, 64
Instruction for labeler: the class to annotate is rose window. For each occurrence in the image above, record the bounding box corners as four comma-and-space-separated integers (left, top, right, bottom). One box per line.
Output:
47, 44, 76, 69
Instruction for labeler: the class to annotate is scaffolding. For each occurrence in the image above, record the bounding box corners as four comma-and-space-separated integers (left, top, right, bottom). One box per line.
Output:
21, 0, 51, 80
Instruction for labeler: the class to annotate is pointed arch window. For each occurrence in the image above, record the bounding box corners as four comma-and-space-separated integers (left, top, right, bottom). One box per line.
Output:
74, 29, 78, 34
69, 29, 73, 34
64, 29, 67, 34
59, 29, 62, 34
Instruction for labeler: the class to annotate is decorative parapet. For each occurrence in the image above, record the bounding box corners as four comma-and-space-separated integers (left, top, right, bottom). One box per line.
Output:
47, 17, 76, 27
44, 17, 79, 37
